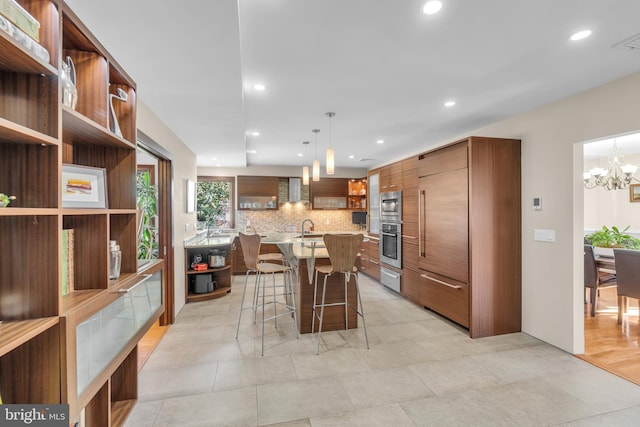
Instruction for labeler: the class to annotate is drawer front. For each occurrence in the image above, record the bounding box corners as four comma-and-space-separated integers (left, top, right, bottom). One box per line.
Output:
419, 270, 469, 327
402, 240, 419, 271
401, 268, 424, 304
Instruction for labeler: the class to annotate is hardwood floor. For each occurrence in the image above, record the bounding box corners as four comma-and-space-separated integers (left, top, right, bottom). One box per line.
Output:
137, 321, 169, 370
579, 286, 640, 385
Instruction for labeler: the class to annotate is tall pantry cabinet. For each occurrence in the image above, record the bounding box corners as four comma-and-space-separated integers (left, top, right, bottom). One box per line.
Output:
0, 1, 163, 425
415, 137, 521, 338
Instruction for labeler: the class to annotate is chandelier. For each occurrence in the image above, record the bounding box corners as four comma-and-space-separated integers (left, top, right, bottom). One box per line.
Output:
584, 141, 639, 190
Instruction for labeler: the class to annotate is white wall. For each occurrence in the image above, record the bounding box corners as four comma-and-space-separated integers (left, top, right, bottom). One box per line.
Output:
584, 153, 640, 233
137, 100, 198, 316
431, 71, 640, 353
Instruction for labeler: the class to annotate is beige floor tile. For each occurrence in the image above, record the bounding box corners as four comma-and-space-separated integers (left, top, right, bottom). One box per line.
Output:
559, 405, 640, 426
214, 354, 297, 391
138, 363, 217, 402
408, 356, 506, 396
257, 377, 353, 426
478, 379, 604, 426
401, 390, 517, 426
153, 386, 257, 427
290, 346, 372, 380
363, 340, 433, 370
310, 403, 415, 426
123, 400, 162, 427
263, 419, 311, 427
180, 340, 253, 366
339, 366, 434, 408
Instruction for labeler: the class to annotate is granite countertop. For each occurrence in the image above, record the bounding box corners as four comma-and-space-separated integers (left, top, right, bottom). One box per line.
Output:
184, 230, 371, 251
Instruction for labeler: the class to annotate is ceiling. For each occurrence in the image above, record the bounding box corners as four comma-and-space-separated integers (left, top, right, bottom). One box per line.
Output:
64, 0, 640, 170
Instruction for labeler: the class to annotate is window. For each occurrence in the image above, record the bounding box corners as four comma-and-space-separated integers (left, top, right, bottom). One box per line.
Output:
197, 176, 235, 229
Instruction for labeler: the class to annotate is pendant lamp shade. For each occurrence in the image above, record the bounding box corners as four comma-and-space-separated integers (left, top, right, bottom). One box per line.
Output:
312, 129, 321, 182
325, 112, 335, 175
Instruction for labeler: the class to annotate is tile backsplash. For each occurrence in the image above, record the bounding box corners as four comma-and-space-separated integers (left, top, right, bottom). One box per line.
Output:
236, 207, 363, 233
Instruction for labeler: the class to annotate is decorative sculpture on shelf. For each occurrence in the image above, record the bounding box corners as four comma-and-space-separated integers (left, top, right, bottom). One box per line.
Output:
108, 87, 128, 138
61, 56, 77, 110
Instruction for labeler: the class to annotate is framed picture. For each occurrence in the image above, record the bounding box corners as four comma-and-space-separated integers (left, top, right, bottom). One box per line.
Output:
62, 164, 108, 208
186, 179, 196, 213
630, 184, 640, 203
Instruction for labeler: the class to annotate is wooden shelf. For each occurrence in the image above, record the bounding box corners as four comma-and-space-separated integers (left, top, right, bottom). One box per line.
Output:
0, 32, 57, 75
0, 117, 59, 146
62, 107, 136, 149
63, 289, 105, 314
0, 316, 59, 357
186, 286, 231, 303
186, 265, 231, 275
0, 208, 58, 216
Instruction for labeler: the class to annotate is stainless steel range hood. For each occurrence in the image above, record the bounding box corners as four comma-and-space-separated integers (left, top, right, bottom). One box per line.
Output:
288, 177, 301, 202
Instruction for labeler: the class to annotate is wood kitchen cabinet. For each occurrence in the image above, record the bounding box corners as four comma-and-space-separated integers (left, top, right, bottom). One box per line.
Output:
380, 160, 403, 192
310, 177, 348, 209
406, 136, 521, 338
357, 237, 380, 281
237, 175, 279, 209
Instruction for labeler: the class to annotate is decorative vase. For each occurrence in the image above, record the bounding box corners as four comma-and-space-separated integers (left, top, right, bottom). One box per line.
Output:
61, 56, 77, 110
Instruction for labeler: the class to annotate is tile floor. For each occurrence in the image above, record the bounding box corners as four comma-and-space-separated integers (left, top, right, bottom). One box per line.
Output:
125, 274, 640, 426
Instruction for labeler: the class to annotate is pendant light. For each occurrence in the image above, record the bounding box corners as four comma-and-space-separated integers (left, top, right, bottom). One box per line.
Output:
312, 129, 320, 181
325, 112, 335, 175
302, 141, 310, 185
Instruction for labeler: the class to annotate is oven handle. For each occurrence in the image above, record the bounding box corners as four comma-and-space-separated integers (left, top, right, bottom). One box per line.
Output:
420, 274, 462, 289
381, 232, 397, 237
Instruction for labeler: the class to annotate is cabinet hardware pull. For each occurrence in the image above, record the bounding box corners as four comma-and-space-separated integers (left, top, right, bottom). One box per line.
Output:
382, 269, 399, 279
402, 235, 417, 239
420, 274, 461, 289
418, 189, 424, 256
370, 260, 380, 265
118, 274, 153, 293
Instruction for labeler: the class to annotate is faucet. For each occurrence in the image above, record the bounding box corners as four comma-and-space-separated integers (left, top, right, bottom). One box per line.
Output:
301, 219, 315, 239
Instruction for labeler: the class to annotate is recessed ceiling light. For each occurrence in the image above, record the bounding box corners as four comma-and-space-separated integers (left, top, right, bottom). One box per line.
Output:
297, 153, 303, 157
348, 155, 355, 159
250, 131, 260, 136
570, 30, 592, 41
253, 83, 266, 91
247, 150, 257, 154
211, 157, 217, 160
376, 139, 384, 144
444, 100, 456, 107
423, 1, 442, 15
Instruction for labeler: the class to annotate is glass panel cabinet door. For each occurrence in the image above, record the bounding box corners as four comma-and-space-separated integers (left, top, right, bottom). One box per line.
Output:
75, 271, 162, 395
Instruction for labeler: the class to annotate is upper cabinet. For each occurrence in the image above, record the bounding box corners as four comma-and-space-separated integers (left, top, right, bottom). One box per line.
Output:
347, 178, 366, 210
380, 160, 402, 192
310, 177, 349, 209
237, 175, 279, 209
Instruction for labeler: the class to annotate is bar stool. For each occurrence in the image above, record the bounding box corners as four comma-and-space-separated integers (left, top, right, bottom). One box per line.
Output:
235, 232, 298, 356
243, 225, 288, 265
312, 233, 369, 354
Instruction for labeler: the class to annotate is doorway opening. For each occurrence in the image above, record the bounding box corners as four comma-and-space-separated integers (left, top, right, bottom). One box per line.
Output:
579, 131, 640, 385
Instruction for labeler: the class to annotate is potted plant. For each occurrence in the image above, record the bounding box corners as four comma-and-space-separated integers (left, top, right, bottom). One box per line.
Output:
584, 225, 640, 256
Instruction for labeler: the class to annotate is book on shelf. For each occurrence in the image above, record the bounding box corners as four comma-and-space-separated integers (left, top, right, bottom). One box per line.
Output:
62, 229, 75, 296
0, 0, 39, 41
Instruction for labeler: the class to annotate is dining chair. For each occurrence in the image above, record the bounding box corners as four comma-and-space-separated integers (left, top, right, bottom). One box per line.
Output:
613, 248, 640, 324
242, 225, 288, 265
584, 244, 617, 317
312, 233, 369, 354
235, 232, 298, 356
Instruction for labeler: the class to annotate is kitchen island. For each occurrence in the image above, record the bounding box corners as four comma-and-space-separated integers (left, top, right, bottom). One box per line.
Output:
185, 231, 364, 333
261, 233, 361, 334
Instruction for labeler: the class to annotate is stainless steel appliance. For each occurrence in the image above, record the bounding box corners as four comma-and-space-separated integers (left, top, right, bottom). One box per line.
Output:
380, 267, 401, 293
379, 190, 402, 272
380, 221, 402, 268
380, 191, 402, 222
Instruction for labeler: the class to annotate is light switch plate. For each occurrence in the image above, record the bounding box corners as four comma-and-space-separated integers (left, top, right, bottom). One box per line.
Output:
534, 228, 555, 242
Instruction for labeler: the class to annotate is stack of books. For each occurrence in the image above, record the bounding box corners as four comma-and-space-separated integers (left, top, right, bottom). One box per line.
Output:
0, 0, 49, 62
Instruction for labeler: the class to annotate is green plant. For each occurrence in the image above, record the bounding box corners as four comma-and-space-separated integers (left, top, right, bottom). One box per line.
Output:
136, 170, 158, 259
196, 180, 231, 227
584, 226, 640, 249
